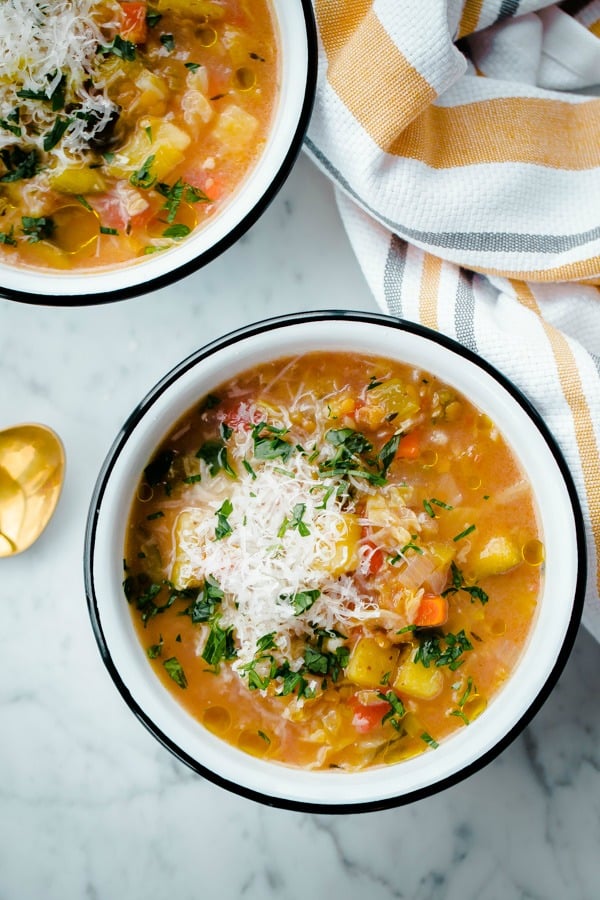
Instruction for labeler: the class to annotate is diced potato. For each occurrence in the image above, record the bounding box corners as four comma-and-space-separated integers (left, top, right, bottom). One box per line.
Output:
393, 652, 444, 699
106, 117, 191, 182
170, 509, 207, 589
49, 167, 106, 194
211, 105, 259, 155
346, 637, 401, 689
472, 535, 521, 579
315, 512, 361, 578
132, 69, 169, 116
365, 378, 420, 420
326, 392, 356, 419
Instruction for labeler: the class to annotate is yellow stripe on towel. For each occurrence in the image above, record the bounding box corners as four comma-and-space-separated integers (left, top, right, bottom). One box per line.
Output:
511, 280, 600, 595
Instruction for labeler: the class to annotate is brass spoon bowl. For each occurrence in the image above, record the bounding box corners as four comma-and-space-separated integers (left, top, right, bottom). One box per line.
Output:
0, 423, 65, 557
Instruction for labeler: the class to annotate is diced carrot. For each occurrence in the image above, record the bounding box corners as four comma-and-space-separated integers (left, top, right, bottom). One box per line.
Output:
396, 430, 421, 460
120, 2, 148, 44
414, 592, 448, 627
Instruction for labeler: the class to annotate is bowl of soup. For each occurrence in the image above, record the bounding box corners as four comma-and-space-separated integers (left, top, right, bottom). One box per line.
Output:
84, 311, 586, 811
0, 0, 316, 304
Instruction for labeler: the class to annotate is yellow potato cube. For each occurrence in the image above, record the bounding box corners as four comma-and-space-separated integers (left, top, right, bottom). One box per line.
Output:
346, 637, 401, 689
393, 653, 444, 699
106, 117, 191, 182
473, 535, 521, 579
49, 167, 106, 194
170, 509, 207, 590
211, 105, 259, 154
315, 512, 361, 578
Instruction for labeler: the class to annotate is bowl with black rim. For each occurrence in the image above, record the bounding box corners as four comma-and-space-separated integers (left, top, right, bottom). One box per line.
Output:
84, 310, 586, 812
0, 0, 316, 306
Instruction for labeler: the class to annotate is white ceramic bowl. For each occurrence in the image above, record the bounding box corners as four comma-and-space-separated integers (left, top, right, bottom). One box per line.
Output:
84, 311, 586, 812
0, 2, 316, 306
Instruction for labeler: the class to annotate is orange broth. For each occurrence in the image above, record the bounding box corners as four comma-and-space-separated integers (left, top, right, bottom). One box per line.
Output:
124, 352, 544, 770
0, 0, 278, 270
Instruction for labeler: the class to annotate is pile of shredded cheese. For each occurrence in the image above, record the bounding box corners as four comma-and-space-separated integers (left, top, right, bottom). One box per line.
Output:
0, 0, 120, 162
168, 426, 387, 672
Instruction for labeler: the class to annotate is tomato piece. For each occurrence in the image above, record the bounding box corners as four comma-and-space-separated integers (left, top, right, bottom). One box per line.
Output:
219, 403, 261, 431
349, 691, 389, 734
119, 2, 147, 44
363, 539, 384, 575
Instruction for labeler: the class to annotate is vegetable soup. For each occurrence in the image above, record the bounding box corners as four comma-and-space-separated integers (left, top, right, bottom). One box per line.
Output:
124, 352, 544, 771
0, 0, 278, 270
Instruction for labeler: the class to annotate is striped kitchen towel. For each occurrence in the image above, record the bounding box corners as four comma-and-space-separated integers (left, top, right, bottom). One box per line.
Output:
304, 0, 600, 641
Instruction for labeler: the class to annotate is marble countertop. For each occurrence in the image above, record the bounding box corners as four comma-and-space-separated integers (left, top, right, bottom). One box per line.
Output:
1, 154, 599, 900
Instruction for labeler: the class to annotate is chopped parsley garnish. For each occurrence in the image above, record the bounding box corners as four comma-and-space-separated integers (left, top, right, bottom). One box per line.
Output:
100, 225, 119, 235
156, 178, 210, 223
319, 428, 386, 487
251, 422, 294, 463
146, 510, 164, 521
185, 61, 201, 71
100, 35, 137, 61
199, 394, 221, 412
214, 498, 233, 540
420, 731, 439, 749
0, 147, 40, 182
196, 438, 236, 478
146, 11, 162, 27
423, 498, 436, 518
453, 524, 476, 542
431, 498, 454, 510
21, 215, 54, 243
377, 690, 406, 731
0, 117, 21, 137
278, 502, 310, 538
183, 575, 224, 623
378, 433, 400, 476
202, 619, 236, 668
129, 154, 156, 189
288, 589, 320, 616
442, 562, 489, 605
162, 223, 191, 240
147, 636, 164, 659
160, 33, 175, 51
163, 656, 187, 688
257, 730, 271, 744
0, 228, 16, 246
414, 629, 474, 671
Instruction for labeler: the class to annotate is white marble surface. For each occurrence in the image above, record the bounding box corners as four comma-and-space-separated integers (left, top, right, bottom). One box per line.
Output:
1, 153, 599, 900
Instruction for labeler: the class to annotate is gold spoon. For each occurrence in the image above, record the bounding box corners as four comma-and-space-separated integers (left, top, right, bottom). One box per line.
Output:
0, 424, 65, 557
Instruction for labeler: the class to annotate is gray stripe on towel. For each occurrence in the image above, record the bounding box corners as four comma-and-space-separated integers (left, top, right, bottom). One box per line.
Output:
454, 269, 477, 352
303, 136, 600, 256
383, 235, 407, 317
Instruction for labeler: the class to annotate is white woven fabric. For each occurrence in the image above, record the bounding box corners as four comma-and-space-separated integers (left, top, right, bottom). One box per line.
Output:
305, 0, 600, 639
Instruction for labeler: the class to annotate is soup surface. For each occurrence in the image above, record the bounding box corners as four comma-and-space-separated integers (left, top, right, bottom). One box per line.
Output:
124, 353, 544, 770
0, 0, 278, 270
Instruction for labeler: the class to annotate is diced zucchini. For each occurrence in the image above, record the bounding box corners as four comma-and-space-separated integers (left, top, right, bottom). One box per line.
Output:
346, 637, 400, 689
393, 652, 444, 699
365, 378, 420, 420
106, 117, 191, 182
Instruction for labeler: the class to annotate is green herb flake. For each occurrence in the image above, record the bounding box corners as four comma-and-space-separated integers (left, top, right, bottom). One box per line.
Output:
453, 524, 476, 542
100, 34, 137, 61
163, 223, 191, 240
214, 498, 233, 540
21, 215, 54, 243
147, 636, 164, 659
146, 510, 164, 521
431, 498, 454, 510
196, 439, 236, 478
163, 656, 187, 688
423, 498, 436, 518
129, 154, 156, 189
100, 225, 118, 235
160, 33, 175, 51
420, 732, 439, 749
257, 730, 271, 744
0, 228, 17, 246
289, 589, 320, 616
146, 11, 162, 27
183, 473, 202, 484
242, 459, 257, 480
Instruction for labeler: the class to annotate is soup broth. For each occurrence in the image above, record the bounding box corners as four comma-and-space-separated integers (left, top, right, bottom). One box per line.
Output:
0, 0, 278, 270
124, 352, 544, 771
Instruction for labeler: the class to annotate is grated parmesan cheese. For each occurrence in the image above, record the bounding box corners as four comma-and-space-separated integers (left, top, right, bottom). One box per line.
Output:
0, 0, 121, 163
169, 426, 387, 672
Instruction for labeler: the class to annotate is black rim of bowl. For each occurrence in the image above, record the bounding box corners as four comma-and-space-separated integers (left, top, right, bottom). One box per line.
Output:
0, 0, 318, 308
84, 310, 587, 813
